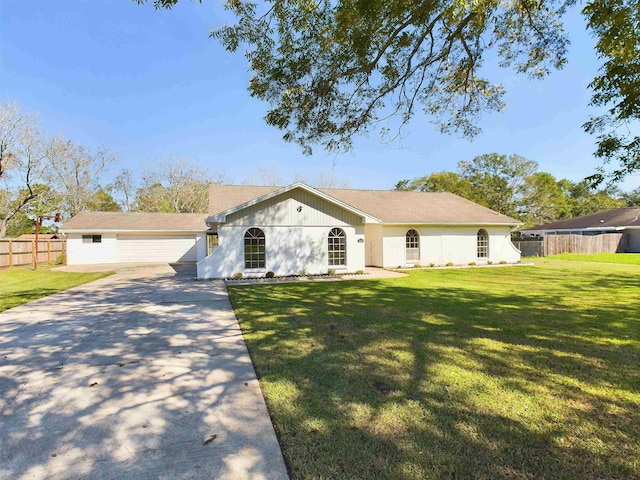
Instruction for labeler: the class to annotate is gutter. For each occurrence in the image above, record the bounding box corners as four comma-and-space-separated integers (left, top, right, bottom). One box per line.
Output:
60, 229, 207, 234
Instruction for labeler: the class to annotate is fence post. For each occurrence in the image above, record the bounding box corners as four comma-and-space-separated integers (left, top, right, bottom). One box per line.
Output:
8, 240, 12, 267
47, 240, 51, 263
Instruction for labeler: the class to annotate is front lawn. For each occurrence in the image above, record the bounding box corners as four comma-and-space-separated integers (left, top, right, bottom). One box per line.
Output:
551, 252, 640, 264
229, 258, 640, 480
0, 266, 112, 312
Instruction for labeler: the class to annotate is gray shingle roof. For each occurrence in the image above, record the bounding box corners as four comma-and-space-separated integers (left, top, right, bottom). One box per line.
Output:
521, 207, 640, 231
62, 211, 207, 231
209, 184, 521, 225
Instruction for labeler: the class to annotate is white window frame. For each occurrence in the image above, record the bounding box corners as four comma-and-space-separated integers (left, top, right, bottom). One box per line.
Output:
244, 228, 265, 269
328, 228, 347, 266
406, 229, 420, 263
477, 229, 489, 258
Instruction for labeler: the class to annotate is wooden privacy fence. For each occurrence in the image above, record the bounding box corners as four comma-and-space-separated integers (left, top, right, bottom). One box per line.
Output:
544, 233, 627, 256
0, 239, 66, 268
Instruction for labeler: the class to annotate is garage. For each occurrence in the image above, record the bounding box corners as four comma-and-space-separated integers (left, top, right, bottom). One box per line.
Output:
62, 211, 207, 266
116, 234, 198, 263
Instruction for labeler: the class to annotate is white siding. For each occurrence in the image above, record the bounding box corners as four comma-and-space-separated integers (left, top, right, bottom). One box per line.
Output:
66, 233, 118, 265
198, 225, 365, 278
379, 225, 520, 268
199, 191, 367, 278
67, 232, 207, 265
116, 234, 198, 263
226, 189, 363, 227
364, 224, 383, 266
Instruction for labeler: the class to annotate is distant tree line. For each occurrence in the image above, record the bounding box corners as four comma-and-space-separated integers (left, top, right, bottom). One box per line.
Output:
0, 101, 220, 237
3, 101, 638, 237
0, 101, 351, 237
396, 153, 639, 227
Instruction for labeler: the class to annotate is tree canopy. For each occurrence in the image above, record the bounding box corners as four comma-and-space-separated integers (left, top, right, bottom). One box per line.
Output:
137, 0, 639, 183
397, 152, 626, 225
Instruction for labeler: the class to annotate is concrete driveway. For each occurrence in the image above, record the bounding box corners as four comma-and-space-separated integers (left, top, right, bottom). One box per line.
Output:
0, 264, 288, 479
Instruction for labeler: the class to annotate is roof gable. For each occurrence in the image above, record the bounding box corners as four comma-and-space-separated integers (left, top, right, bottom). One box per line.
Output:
207, 183, 380, 224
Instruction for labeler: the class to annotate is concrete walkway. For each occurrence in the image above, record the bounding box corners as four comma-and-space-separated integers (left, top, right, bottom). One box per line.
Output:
0, 266, 288, 479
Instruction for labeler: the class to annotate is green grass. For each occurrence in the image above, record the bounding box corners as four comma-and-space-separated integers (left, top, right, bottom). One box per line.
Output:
229, 258, 640, 480
549, 252, 640, 264
0, 265, 112, 312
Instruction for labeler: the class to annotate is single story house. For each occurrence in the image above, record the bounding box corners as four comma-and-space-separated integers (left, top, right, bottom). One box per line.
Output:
61, 212, 207, 265
61, 183, 522, 276
198, 183, 521, 278
519, 207, 640, 252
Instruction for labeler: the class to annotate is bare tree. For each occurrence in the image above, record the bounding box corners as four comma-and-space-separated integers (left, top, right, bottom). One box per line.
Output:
135, 157, 225, 213
0, 116, 50, 237
111, 168, 137, 212
0, 101, 35, 183
243, 165, 284, 187
46, 137, 116, 217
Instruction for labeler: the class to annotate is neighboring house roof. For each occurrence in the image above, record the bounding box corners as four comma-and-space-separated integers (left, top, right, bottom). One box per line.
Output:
61, 211, 207, 232
521, 207, 640, 232
18, 233, 65, 240
208, 183, 521, 225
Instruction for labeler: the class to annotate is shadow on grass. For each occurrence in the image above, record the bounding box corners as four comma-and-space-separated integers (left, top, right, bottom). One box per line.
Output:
229, 266, 640, 479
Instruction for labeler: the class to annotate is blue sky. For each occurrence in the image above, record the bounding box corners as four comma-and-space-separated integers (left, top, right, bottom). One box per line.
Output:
1, 0, 638, 191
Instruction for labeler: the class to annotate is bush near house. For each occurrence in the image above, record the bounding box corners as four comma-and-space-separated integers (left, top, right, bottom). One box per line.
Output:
229, 258, 640, 480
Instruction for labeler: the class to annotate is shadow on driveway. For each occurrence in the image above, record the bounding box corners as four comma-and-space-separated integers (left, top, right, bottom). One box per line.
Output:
0, 267, 288, 480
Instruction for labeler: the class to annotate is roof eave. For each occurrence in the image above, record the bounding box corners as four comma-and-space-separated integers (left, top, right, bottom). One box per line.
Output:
381, 221, 522, 227
61, 228, 206, 233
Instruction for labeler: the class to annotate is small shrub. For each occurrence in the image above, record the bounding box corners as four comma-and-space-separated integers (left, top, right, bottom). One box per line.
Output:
499, 260, 507, 265
414, 263, 422, 268
55, 253, 67, 265
468, 262, 476, 266
355, 269, 365, 274
446, 262, 454, 267
487, 261, 493, 265
232, 272, 243, 279
299, 267, 308, 276
429, 263, 435, 268
327, 268, 336, 275
265, 271, 275, 278
397, 265, 402, 269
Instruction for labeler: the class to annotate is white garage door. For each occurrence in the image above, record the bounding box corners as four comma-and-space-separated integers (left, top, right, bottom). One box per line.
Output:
116, 235, 197, 263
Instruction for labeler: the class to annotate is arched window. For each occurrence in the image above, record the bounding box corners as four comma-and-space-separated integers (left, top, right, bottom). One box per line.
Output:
328, 228, 347, 266
406, 229, 420, 263
477, 229, 489, 258
244, 228, 265, 269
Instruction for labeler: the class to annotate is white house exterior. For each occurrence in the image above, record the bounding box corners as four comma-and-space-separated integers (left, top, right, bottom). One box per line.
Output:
62, 212, 207, 265
61, 183, 522, 274
197, 183, 521, 278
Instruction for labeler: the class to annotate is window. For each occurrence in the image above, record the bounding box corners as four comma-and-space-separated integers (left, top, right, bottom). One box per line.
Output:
207, 233, 219, 256
328, 228, 346, 266
244, 228, 265, 269
406, 229, 420, 262
82, 235, 102, 243
477, 229, 488, 258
